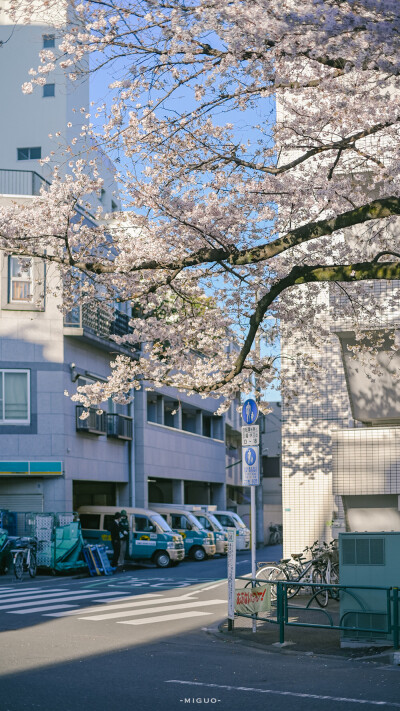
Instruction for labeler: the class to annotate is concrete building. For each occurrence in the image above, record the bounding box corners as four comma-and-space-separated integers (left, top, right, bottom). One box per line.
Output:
281, 280, 400, 557
0, 1, 238, 516
261, 402, 282, 542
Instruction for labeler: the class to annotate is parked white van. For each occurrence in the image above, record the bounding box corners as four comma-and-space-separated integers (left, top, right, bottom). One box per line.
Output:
150, 504, 216, 561
212, 510, 250, 550
77, 505, 185, 568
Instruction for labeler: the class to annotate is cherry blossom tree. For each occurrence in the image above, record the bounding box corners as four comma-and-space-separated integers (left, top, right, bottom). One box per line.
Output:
2, 0, 400, 408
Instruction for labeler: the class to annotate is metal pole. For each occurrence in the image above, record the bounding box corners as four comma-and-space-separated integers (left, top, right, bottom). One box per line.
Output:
277, 582, 285, 644
393, 587, 399, 650
251, 485, 257, 633
227, 528, 236, 632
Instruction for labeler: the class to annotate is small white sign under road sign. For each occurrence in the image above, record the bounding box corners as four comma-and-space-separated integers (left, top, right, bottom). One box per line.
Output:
242, 446, 260, 486
241, 424, 259, 446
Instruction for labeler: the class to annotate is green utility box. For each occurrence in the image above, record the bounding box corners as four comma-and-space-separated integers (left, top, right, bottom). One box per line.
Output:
339, 532, 400, 647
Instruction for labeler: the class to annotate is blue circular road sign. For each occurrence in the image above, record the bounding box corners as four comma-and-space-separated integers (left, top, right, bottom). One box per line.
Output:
242, 399, 259, 424
244, 447, 257, 466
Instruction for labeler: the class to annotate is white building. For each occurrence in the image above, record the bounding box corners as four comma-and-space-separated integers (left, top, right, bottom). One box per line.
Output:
0, 0, 238, 516
281, 279, 400, 557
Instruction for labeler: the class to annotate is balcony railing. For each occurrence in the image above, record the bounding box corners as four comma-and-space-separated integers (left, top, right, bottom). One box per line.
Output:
76, 406, 107, 435
0, 169, 50, 196
64, 302, 138, 351
107, 413, 133, 440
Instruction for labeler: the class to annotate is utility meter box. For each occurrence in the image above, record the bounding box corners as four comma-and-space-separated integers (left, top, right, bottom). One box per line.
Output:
339, 532, 400, 647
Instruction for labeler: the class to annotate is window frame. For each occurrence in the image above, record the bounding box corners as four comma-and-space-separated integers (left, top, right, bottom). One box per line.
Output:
8, 256, 33, 304
17, 147, 42, 161
43, 83, 55, 98
42, 34, 55, 48
0, 369, 30, 425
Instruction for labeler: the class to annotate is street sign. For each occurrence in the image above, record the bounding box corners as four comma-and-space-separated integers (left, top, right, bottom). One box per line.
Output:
241, 398, 259, 425
241, 424, 259, 446
242, 446, 260, 486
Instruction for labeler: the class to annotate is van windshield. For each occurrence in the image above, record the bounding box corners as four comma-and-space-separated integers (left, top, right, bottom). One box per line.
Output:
151, 514, 172, 532
230, 513, 247, 529
207, 514, 224, 531
187, 513, 204, 531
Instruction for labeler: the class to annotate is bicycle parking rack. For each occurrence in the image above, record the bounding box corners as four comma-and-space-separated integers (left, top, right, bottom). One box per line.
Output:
231, 575, 400, 649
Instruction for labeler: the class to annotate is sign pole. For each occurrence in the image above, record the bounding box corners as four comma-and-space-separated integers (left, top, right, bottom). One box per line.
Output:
241, 398, 260, 634
227, 528, 236, 631
250, 485, 257, 633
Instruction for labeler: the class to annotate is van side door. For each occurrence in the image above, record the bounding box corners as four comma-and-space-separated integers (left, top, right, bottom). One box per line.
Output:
170, 514, 195, 553
131, 515, 158, 559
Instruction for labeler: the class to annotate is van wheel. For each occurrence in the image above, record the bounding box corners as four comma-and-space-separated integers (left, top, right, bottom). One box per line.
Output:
191, 546, 206, 562
154, 551, 171, 568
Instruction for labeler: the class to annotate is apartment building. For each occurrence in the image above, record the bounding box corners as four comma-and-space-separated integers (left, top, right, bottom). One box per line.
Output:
0, 1, 239, 515
281, 280, 400, 557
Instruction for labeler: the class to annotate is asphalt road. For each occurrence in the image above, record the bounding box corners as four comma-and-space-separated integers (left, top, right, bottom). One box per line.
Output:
0, 547, 399, 711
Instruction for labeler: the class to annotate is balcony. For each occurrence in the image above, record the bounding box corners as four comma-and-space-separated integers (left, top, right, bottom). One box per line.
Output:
64, 302, 138, 354
107, 413, 133, 440
0, 169, 50, 196
76, 406, 107, 435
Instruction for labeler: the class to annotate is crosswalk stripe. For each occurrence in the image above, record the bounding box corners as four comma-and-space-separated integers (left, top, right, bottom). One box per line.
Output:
87, 594, 196, 612
80, 599, 226, 621
119, 611, 211, 626
0, 591, 129, 611
0, 589, 80, 603
0, 587, 46, 596
10, 604, 79, 615
43, 594, 162, 617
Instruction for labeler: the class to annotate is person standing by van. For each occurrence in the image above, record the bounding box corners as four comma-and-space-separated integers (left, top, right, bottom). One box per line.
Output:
118, 510, 129, 567
108, 512, 122, 569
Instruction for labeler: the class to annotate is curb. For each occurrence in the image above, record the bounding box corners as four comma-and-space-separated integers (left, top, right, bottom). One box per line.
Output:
211, 619, 399, 665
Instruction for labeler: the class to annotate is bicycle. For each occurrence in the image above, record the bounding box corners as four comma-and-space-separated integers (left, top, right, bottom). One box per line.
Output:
256, 540, 339, 607
11, 537, 37, 580
268, 523, 283, 546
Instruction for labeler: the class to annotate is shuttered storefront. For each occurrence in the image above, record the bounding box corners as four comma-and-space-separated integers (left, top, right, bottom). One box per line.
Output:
0, 494, 43, 512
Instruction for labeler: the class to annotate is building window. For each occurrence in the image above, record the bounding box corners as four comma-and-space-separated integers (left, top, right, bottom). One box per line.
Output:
43, 83, 55, 98
9, 256, 33, 303
0, 370, 30, 423
111, 200, 118, 212
262, 456, 281, 478
43, 34, 55, 48
17, 147, 41, 161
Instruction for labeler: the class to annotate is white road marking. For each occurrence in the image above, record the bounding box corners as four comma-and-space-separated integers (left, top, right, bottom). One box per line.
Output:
10, 604, 80, 614
0, 588, 69, 602
120, 611, 211, 625
166, 681, 400, 707
180, 581, 226, 598
0, 587, 57, 596
43, 593, 162, 617
0, 589, 87, 604
0, 591, 127, 611
80, 599, 226, 621
92, 593, 161, 604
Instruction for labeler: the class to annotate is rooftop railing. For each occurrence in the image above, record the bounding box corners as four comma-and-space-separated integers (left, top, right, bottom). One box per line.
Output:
0, 169, 50, 196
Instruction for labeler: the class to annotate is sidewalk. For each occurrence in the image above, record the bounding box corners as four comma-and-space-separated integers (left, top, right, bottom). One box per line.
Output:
218, 596, 399, 664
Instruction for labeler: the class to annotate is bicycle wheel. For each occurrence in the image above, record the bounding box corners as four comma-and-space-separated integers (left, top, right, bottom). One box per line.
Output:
28, 551, 37, 578
14, 552, 24, 580
256, 565, 287, 601
329, 562, 340, 600
283, 564, 301, 598
312, 568, 328, 607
